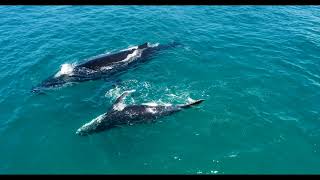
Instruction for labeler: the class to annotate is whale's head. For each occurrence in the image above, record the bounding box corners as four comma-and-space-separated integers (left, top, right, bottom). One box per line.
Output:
31, 64, 76, 94
76, 122, 96, 136
76, 113, 109, 136
31, 75, 69, 94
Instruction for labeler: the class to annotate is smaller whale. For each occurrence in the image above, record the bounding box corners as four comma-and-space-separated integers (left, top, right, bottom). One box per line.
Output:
76, 90, 204, 136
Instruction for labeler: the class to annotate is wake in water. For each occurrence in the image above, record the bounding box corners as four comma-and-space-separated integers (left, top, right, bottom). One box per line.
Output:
104, 79, 203, 111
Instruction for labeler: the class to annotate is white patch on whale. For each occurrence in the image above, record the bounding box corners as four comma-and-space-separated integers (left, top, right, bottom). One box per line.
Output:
117, 42, 160, 64
76, 113, 106, 134
55, 63, 75, 77
142, 102, 158, 106
120, 49, 143, 63
146, 107, 157, 114
142, 101, 172, 107
113, 103, 126, 111
100, 65, 113, 71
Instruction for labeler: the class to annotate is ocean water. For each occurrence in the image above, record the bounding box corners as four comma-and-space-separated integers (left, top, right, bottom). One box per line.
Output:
0, 6, 320, 174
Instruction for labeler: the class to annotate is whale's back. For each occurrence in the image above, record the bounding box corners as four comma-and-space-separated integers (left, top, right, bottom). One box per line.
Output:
77, 49, 135, 71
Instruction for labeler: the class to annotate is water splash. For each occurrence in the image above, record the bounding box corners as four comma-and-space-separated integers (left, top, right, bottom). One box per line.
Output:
54, 63, 75, 77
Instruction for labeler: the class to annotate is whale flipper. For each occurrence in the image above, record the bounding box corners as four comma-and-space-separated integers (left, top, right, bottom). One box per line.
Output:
111, 90, 136, 110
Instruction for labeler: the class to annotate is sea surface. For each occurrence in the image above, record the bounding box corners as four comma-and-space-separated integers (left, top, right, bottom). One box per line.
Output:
0, 6, 320, 174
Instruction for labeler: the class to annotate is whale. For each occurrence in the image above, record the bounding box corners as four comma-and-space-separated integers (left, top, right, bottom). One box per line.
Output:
76, 90, 204, 136
31, 42, 181, 94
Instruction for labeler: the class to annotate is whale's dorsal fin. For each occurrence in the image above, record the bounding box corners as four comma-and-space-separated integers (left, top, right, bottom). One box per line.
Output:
111, 90, 136, 111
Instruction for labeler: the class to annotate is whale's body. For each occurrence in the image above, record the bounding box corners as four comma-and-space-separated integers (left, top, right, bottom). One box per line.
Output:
32, 42, 180, 93
76, 90, 204, 136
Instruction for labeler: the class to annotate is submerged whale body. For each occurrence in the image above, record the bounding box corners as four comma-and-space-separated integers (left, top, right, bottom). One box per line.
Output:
31, 42, 181, 93
76, 90, 204, 136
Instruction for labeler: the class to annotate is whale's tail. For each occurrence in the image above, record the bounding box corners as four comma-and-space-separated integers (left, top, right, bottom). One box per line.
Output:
179, 99, 205, 109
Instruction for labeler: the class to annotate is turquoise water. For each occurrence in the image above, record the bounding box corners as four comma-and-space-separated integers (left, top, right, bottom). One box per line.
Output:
1, 6, 320, 174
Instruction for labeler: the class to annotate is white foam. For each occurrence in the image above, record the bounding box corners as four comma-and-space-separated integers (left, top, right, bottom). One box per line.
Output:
149, 42, 159, 47
168, 94, 177, 97
163, 103, 172, 106
187, 97, 196, 103
229, 154, 237, 158
55, 63, 75, 77
120, 42, 159, 52
142, 102, 158, 106
143, 82, 151, 88
105, 86, 122, 98
120, 45, 138, 52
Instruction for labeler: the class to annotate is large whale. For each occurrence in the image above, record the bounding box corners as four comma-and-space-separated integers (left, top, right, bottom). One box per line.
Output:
76, 90, 204, 136
31, 42, 180, 93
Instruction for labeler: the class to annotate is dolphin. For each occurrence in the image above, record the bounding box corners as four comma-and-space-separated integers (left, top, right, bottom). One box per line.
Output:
76, 90, 204, 136
31, 42, 181, 94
